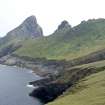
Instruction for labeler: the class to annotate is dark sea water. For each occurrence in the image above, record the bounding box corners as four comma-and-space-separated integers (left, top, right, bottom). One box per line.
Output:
0, 64, 43, 105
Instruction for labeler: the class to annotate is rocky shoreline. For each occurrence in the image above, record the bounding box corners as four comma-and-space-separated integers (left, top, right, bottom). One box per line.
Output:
29, 66, 105, 104
0, 54, 105, 104
0, 54, 67, 77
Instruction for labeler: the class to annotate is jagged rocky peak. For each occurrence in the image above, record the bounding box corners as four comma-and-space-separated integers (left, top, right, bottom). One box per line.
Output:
57, 20, 71, 30
6, 15, 43, 38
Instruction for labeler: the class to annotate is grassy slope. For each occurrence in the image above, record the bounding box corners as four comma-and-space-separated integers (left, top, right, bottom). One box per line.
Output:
47, 68, 105, 105
0, 33, 26, 50
14, 19, 105, 60
71, 60, 105, 68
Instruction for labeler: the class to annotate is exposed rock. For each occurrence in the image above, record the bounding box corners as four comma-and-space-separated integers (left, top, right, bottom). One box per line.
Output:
57, 20, 71, 30
6, 15, 43, 39
0, 54, 66, 77
29, 83, 67, 103
29, 66, 105, 104
52, 20, 72, 37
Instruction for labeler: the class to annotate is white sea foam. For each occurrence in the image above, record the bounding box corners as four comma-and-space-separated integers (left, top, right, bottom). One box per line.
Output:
27, 84, 35, 88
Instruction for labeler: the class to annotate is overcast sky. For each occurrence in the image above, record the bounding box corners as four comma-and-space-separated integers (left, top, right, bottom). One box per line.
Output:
0, 0, 105, 36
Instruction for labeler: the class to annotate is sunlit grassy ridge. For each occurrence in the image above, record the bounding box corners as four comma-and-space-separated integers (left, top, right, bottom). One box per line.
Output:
14, 19, 105, 60
47, 69, 105, 105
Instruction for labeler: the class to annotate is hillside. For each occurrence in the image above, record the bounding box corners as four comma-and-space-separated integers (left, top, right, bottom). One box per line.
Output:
29, 59, 105, 104
47, 68, 105, 105
0, 15, 43, 57
1, 16, 105, 105
14, 18, 105, 60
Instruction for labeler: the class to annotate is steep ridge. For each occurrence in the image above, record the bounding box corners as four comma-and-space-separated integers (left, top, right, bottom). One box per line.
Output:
0, 15, 43, 57
6, 15, 43, 39
14, 18, 105, 60
29, 60, 105, 103
47, 68, 105, 105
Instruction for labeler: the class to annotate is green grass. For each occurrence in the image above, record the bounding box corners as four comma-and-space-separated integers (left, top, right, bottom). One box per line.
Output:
14, 19, 105, 60
54, 60, 105, 84
71, 60, 105, 69
47, 69, 105, 105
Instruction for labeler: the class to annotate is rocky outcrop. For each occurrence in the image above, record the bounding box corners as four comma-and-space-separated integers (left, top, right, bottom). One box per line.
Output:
57, 20, 71, 30
29, 66, 105, 104
6, 15, 43, 39
53, 20, 71, 34
0, 54, 66, 77
29, 83, 67, 103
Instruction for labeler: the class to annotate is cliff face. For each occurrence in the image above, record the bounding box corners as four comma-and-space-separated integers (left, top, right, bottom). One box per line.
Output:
6, 15, 43, 39
57, 20, 71, 30
0, 15, 43, 57
29, 61, 105, 104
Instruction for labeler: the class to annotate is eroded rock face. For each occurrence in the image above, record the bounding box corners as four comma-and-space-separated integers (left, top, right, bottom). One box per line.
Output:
6, 15, 43, 38
29, 66, 103, 104
53, 20, 71, 35
57, 20, 71, 30
29, 83, 67, 103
